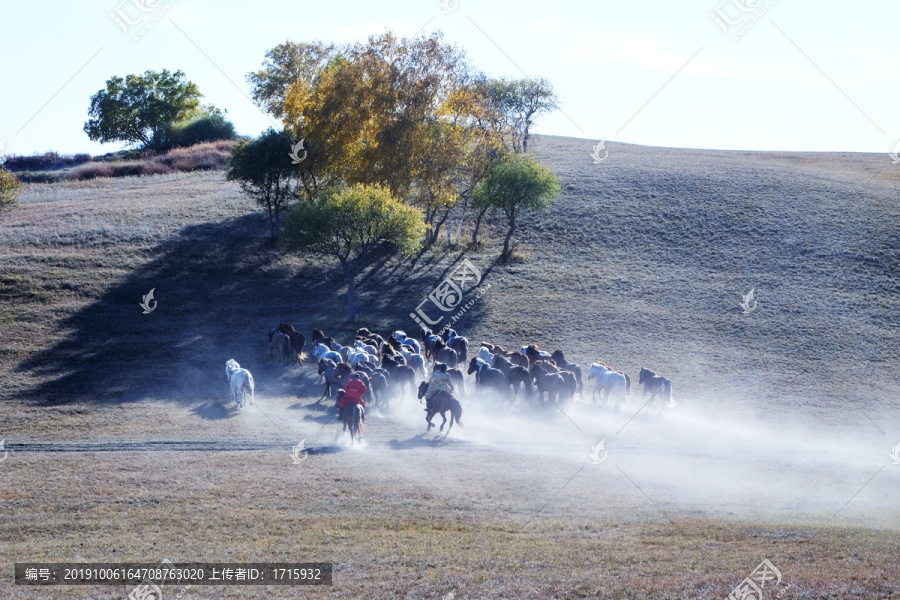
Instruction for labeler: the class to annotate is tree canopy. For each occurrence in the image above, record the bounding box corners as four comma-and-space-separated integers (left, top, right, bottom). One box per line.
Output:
283, 184, 426, 319
84, 69, 204, 148
226, 128, 304, 239
473, 155, 561, 259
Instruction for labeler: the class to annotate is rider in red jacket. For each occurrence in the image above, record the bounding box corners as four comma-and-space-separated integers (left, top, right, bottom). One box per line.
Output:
337, 373, 367, 421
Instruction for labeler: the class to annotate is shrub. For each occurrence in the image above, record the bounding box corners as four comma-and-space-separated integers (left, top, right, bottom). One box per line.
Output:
149, 113, 236, 152
0, 167, 23, 210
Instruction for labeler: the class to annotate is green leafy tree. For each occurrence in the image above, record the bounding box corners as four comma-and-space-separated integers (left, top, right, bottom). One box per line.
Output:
150, 111, 236, 152
283, 184, 425, 319
227, 128, 303, 239
472, 155, 560, 259
0, 167, 22, 211
247, 40, 337, 119
84, 69, 202, 148
485, 77, 559, 153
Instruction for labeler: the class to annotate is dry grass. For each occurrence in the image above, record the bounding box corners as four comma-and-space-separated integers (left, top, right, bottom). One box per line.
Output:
1, 137, 899, 598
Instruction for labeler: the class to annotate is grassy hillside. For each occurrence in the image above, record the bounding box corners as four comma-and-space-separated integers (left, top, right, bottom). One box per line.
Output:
2, 136, 898, 412
1, 136, 898, 598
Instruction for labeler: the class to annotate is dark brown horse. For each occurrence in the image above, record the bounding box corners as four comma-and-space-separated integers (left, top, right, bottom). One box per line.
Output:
550, 350, 583, 397
417, 381, 463, 434
278, 323, 306, 363
337, 391, 364, 444
639, 368, 672, 409
530, 362, 566, 405
381, 355, 417, 401
432, 339, 459, 368
312, 328, 335, 349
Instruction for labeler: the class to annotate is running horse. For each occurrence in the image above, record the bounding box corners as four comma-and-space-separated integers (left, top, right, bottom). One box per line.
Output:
638, 367, 672, 409
417, 381, 464, 434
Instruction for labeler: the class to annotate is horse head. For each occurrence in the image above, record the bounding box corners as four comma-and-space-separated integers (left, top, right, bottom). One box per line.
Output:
467, 357, 479, 375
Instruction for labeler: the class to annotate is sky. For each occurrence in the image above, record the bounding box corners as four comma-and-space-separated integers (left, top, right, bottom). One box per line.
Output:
1, 0, 899, 157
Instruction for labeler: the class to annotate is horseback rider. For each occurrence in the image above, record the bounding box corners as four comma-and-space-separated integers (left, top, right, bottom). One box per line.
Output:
424, 362, 454, 413
336, 373, 367, 422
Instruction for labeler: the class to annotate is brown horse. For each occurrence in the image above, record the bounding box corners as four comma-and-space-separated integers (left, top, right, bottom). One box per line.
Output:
417, 381, 463, 434
278, 323, 306, 363
336, 390, 364, 444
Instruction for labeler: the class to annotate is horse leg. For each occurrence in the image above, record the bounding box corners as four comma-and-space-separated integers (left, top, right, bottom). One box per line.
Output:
439, 410, 448, 432
426, 412, 435, 431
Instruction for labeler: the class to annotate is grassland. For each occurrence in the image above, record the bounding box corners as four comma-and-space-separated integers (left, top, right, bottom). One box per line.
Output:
0, 136, 898, 598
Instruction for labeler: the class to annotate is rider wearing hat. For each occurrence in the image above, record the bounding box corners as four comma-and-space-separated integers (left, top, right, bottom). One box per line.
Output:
424, 362, 454, 413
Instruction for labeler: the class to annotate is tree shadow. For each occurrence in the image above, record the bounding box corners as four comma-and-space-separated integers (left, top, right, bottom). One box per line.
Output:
15, 211, 494, 406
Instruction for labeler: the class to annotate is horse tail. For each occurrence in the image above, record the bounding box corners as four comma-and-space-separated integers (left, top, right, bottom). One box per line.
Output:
664, 379, 672, 404
453, 401, 463, 427
624, 373, 631, 396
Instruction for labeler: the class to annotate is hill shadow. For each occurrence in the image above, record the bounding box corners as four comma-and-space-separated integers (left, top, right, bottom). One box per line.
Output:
15, 211, 492, 406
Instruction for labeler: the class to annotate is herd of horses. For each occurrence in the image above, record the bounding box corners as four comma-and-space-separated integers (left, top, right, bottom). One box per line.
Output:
225, 323, 676, 443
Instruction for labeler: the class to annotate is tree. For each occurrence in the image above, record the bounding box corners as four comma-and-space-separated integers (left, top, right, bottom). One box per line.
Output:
84, 69, 202, 148
227, 128, 303, 239
247, 40, 337, 119
485, 77, 559, 153
283, 184, 425, 319
472, 155, 560, 259
280, 31, 494, 242
149, 110, 236, 152
0, 167, 22, 211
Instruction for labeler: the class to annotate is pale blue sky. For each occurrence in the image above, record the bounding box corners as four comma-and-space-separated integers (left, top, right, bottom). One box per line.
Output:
1, 0, 898, 156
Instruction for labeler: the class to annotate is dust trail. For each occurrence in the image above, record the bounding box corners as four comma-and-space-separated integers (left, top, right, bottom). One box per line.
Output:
370, 392, 899, 526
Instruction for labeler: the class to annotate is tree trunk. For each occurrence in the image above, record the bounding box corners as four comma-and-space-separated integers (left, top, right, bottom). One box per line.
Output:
472, 205, 490, 245
447, 212, 453, 246
345, 267, 357, 320
430, 206, 450, 246
501, 219, 516, 259
267, 200, 276, 239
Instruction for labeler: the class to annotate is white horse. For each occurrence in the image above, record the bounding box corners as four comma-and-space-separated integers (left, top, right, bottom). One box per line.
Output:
347, 349, 371, 368
225, 359, 254, 407
399, 347, 426, 377
315, 343, 343, 363
354, 340, 379, 357
393, 331, 421, 354
587, 363, 629, 408
478, 346, 495, 366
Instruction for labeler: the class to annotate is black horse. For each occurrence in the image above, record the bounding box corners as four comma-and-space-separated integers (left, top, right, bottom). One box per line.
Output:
417, 381, 463, 433
467, 357, 509, 397
638, 368, 672, 409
